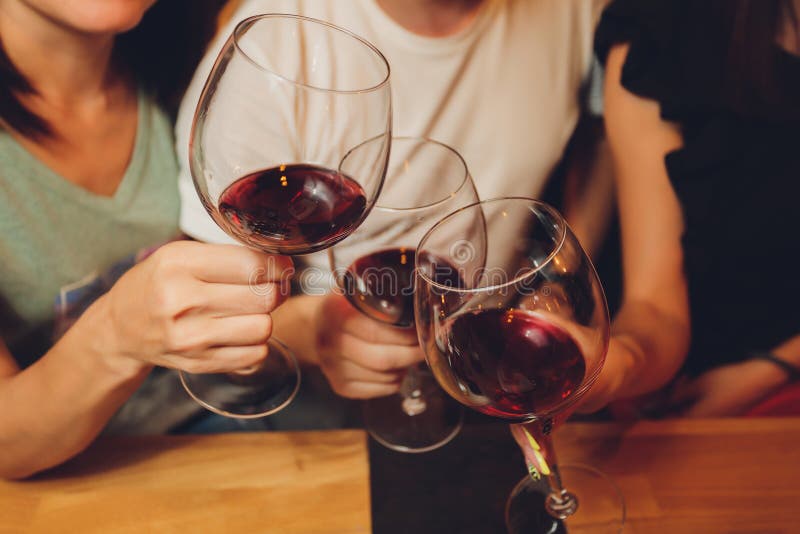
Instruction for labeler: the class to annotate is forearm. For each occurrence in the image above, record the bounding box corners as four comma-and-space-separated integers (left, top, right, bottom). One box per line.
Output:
773, 334, 800, 367
0, 298, 149, 480
582, 299, 689, 412
746, 334, 800, 392
270, 294, 326, 366
608, 300, 689, 398
589, 42, 693, 410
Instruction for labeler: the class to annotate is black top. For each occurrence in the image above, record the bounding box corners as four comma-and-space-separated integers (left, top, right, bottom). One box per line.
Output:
595, 0, 800, 375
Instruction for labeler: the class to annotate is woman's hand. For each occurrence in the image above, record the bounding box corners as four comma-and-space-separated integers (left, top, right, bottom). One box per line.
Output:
669, 359, 791, 418
314, 293, 424, 399
99, 241, 292, 374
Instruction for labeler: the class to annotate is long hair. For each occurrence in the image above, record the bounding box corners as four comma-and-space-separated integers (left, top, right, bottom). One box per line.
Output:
0, 0, 225, 139
649, 0, 798, 115
719, 0, 797, 111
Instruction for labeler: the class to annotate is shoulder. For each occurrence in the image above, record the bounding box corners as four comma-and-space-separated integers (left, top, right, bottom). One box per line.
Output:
497, 0, 612, 82
594, 0, 724, 121
0, 129, 34, 192
595, 0, 692, 63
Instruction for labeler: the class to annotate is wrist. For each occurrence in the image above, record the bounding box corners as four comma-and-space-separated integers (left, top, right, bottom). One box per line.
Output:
750, 351, 800, 384
578, 338, 637, 412
271, 294, 326, 366
604, 336, 641, 400
74, 294, 152, 380
773, 335, 800, 368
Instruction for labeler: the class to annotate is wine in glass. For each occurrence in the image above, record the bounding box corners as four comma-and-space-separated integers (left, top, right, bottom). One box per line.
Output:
329, 136, 479, 452
414, 198, 625, 532
185, 14, 392, 418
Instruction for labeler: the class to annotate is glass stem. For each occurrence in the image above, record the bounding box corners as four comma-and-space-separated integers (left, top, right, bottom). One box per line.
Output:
400, 364, 427, 416
516, 418, 579, 520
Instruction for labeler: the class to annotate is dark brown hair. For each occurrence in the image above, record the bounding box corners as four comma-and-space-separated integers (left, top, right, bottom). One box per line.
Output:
0, 0, 225, 138
721, 0, 798, 110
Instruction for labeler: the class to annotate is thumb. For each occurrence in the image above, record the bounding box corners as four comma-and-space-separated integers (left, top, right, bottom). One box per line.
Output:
510, 425, 552, 481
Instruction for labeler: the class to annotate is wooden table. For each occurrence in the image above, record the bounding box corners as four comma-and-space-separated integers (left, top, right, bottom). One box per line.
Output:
0, 430, 371, 534
1, 419, 799, 533
556, 418, 800, 533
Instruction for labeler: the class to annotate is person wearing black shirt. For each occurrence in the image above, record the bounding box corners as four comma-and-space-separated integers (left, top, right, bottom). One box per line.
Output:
579, 0, 800, 417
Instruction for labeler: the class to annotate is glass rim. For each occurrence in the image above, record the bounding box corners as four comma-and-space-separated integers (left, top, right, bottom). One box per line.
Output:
414, 197, 568, 294
233, 13, 391, 95
340, 136, 473, 213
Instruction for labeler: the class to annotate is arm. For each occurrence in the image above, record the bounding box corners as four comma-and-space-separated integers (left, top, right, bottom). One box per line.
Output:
0, 242, 289, 479
0, 322, 149, 480
670, 334, 800, 417
580, 44, 691, 411
773, 335, 800, 370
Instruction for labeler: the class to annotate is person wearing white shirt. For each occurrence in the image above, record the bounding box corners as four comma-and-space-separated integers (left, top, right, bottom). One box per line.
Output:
175, 0, 608, 404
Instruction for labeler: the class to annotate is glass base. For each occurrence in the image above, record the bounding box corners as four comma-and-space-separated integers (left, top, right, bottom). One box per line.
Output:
505, 464, 625, 534
363, 370, 464, 453
179, 337, 300, 419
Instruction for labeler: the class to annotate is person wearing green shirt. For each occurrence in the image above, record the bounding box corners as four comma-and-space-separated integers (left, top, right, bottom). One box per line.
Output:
0, 0, 291, 479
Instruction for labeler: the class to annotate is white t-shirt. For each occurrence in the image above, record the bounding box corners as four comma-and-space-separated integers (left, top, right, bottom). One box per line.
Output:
176, 0, 605, 258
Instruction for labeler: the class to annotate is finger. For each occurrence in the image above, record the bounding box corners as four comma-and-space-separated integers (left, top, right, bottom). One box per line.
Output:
339, 334, 425, 372
167, 315, 273, 352
322, 294, 418, 346
206, 314, 274, 346
176, 242, 294, 285
329, 380, 401, 400
510, 425, 551, 478
187, 281, 290, 317
170, 344, 269, 374
510, 424, 528, 450
340, 314, 419, 346
510, 425, 537, 461
682, 393, 746, 419
323, 357, 405, 385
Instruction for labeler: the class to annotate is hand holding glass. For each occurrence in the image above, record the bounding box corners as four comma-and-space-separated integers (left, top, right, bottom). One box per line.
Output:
329, 137, 479, 452
414, 198, 624, 532
185, 14, 391, 418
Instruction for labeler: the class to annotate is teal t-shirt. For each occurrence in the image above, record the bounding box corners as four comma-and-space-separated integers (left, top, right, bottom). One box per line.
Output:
0, 90, 179, 368
0, 91, 205, 434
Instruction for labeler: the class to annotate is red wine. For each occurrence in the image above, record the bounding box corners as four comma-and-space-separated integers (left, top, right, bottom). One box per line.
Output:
342, 248, 464, 328
438, 309, 585, 419
218, 164, 367, 254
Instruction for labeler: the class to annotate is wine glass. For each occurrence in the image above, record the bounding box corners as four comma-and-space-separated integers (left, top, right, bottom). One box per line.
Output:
329, 136, 479, 452
414, 198, 625, 532
185, 14, 392, 418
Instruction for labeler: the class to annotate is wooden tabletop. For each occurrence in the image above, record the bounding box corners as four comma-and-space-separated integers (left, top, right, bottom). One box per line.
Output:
0, 430, 371, 534
1, 419, 799, 533
369, 417, 800, 534
556, 418, 800, 533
